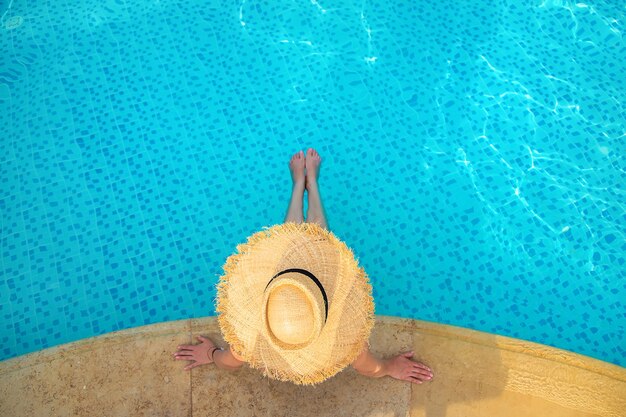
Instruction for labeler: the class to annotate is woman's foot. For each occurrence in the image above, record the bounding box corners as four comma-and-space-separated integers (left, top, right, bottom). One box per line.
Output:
289, 150, 306, 186
305, 148, 322, 188
285, 151, 306, 223
304, 148, 328, 230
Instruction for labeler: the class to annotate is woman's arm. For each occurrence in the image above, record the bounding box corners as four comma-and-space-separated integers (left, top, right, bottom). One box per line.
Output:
174, 335, 244, 371
213, 345, 245, 370
351, 342, 434, 384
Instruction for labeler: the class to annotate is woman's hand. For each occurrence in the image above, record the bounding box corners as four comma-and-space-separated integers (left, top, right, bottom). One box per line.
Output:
173, 335, 220, 371
385, 351, 433, 384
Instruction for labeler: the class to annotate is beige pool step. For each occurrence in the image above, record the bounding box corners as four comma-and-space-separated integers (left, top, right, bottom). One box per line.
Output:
1, 316, 624, 416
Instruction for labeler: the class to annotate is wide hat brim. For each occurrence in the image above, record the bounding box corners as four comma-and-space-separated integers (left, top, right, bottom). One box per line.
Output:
216, 222, 375, 385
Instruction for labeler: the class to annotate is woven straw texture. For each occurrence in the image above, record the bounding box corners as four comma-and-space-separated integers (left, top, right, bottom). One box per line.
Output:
264, 275, 326, 347
216, 222, 375, 385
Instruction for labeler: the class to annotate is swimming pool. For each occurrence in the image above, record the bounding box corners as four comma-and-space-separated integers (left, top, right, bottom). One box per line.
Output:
1, 0, 624, 366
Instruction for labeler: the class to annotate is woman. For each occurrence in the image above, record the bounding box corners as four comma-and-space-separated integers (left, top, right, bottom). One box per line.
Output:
173, 149, 433, 385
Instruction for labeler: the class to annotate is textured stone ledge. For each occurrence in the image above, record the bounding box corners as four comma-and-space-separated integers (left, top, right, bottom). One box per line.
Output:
1, 316, 624, 416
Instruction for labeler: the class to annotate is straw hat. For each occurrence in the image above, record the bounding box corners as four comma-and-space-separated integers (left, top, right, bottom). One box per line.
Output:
216, 222, 375, 385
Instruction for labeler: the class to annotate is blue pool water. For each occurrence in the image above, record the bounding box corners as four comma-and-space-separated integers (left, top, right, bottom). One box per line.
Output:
1, 0, 624, 366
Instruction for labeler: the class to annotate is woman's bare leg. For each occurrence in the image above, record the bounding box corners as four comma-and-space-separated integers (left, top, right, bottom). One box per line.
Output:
305, 148, 329, 230
284, 150, 306, 223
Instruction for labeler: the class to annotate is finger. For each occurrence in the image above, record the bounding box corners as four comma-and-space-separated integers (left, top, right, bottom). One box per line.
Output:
411, 369, 434, 380
410, 372, 430, 381
175, 348, 194, 354
405, 375, 423, 384
408, 361, 433, 375
411, 367, 432, 376
414, 362, 432, 372
412, 365, 433, 375
176, 345, 194, 350
174, 355, 194, 361
177, 343, 199, 349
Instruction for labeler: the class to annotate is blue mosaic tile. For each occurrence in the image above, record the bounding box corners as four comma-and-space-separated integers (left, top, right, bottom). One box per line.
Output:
1, 0, 624, 367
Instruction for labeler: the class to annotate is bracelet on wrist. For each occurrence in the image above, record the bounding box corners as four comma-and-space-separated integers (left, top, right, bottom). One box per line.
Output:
209, 347, 223, 362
